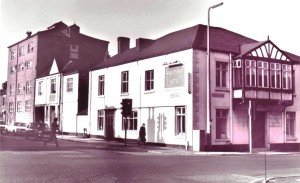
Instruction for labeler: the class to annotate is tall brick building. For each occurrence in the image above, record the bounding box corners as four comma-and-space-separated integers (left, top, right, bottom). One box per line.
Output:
6, 21, 109, 124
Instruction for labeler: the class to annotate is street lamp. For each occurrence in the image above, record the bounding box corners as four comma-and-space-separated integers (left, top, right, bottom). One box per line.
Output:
207, 2, 223, 139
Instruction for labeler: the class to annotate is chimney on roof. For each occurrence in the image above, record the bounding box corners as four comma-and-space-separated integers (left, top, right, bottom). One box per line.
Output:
117, 37, 130, 53
68, 24, 80, 37
136, 38, 154, 50
26, 31, 32, 38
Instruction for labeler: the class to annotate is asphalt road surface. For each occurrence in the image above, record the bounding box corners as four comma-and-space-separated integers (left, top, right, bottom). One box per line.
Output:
0, 134, 300, 183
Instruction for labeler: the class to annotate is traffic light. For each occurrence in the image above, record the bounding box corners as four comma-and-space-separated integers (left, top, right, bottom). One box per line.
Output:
121, 98, 132, 117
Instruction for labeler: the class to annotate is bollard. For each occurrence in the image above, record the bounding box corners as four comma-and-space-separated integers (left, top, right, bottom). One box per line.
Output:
83, 128, 87, 138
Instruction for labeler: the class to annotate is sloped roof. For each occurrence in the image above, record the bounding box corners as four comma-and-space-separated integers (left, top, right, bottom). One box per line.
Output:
91, 24, 258, 70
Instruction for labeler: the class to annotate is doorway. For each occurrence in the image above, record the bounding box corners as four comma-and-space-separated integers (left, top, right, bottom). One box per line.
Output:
105, 110, 115, 140
252, 111, 265, 148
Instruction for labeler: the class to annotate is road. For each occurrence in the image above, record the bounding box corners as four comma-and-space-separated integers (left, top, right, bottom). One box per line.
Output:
0, 134, 300, 183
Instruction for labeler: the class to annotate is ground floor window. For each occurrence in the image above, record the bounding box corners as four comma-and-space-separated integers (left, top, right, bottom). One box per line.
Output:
175, 106, 185, 135
97, 110, 104, 130
216, 109, 228, 139
286, 112, 295, 138
122, 111, 138, 130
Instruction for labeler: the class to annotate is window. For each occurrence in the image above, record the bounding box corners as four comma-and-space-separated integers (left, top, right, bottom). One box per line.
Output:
97, 110, 104, 130
38, 81, 43, 96
270, 63, 281, 89
51, 78, 56, 94
28, 42, 34, 53
122, 111, 138, 130
19, 46, 25, 56
11, 50, 16, 59
98, 75, 105, 95
175, 106, 185, 135
9, 84, 14, 96
216, 109, 228, 139
18, 63, 25, 72
245, 60, 256, 87
17, 101, 22, 112
9, 102, 14, 112
282, 64, 292, 90
286, 112, 295, 138
121, 71, 129, 93
216, 62, 228, 88
26, 81, 32, 93
67, 78, 73, 93
26, 60, 33, 68
11, 66, 16, 74
257, 61, 269, 88
145, 70, 154, 91
25, 100, 32, 111
17, 82, 23, 95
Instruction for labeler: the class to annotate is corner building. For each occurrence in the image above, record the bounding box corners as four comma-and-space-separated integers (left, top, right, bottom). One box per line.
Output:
89, 24, 300, 151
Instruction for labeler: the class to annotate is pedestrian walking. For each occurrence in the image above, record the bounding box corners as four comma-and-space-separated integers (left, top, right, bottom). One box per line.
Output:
138, 123, 146, 146
44, 117, 60, 148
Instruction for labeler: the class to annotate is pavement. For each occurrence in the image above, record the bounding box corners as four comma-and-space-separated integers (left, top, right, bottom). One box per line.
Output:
56, 135, 300, 156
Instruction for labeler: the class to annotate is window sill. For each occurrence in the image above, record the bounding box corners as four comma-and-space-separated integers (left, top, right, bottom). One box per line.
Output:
144, 90, 155, 94
215, 138, 230, 142
286, 136, 297, 141
121, 93, 129, 96
215, 88, 229, 92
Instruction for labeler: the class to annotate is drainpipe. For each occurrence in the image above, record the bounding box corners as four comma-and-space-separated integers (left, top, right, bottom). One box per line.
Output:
88, 71, 92, 136
249, 100, 252, 154
229, 53, 233, 143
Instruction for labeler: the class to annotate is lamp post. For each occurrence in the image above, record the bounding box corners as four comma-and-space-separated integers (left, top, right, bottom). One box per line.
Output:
207, 2, 223, 142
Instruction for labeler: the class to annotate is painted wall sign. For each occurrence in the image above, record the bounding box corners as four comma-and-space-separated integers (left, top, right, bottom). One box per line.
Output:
165, 65, 184, 88
212, 93, 224, 98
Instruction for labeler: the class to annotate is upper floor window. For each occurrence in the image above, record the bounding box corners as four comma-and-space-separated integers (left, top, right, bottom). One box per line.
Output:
270, 63, 281, 89
245, 60, 256, 87
66, 78, 73, 93
17, 101, 22, 112
216, 109, 228, 139
9, 102, 14, 112
38, 81, 43, 96
11, 66, 16, 74
98, 75, 105, 96
70, 44, 79, 59
145, 70, 154, 91
97, 110, 104, 131
233, 60, 242, 87
175, 106, 185, 135
19, 46, 25, 56
17, 82, 23, 95
11, 50, 16, 59
257, 61, 269, 88
282, 64, 292, 90
19, 63, 25, 72
121, 71, 129, 93
26, 81, 33, 94
216, 62, 228, 88
28, 42, 34, 53
9, 84, 15, 96
286, 112, 295, 138
25, 100, 32, 111
122, 111, 138, 131
51, 78, 56, 94
26, 60, 33, 68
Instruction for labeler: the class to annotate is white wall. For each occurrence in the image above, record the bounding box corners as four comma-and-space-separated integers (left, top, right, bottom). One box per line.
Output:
89, 49, 193, 146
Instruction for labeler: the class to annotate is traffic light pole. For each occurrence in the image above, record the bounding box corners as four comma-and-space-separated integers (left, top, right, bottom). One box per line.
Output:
124, 116, 127, 147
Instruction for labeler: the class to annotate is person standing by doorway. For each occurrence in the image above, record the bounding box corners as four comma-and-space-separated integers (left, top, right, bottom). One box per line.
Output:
139, 123, 146, 146
44, 117, 59, 148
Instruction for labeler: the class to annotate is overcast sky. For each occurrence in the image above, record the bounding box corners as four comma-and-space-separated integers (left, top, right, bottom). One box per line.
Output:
1, 0, 300, 86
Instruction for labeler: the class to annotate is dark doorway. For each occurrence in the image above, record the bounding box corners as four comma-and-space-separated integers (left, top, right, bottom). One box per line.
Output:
105, 110, 115, 140
252, 111, 265, 148
35, 107, 45, 123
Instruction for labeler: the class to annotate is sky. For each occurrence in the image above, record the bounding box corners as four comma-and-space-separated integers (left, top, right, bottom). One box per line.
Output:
1, 0, 300, 87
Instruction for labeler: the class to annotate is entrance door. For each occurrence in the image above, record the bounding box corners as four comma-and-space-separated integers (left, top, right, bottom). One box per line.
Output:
105, 110, 115, 140
252, 111, 265, 148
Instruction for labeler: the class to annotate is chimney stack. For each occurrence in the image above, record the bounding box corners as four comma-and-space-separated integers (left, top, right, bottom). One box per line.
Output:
117, 37, 130, 53
136, 38, 154, 50
26, 31, 32, 37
